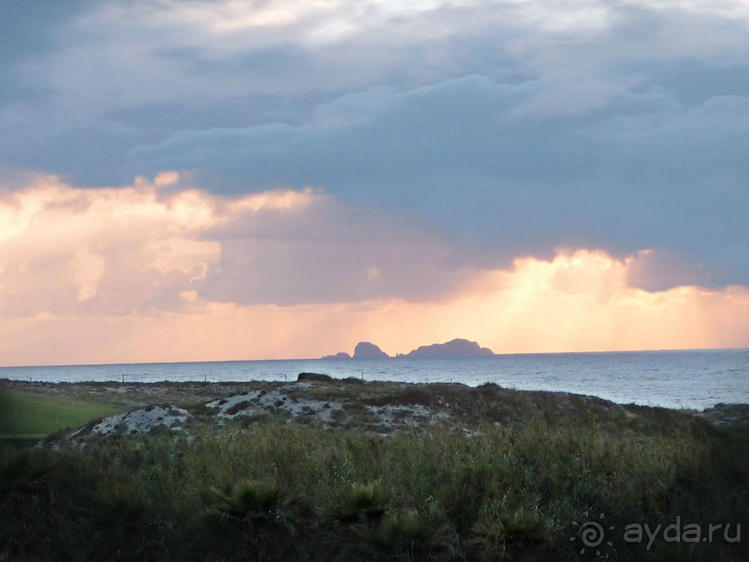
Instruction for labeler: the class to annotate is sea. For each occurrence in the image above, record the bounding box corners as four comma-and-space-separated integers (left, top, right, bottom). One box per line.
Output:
2, 348, 748, 411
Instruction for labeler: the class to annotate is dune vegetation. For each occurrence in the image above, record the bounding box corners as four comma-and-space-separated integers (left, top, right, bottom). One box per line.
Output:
1, 379, 747, 561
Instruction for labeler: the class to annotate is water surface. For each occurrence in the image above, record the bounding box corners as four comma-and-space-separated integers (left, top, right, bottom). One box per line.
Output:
2, 348, 747, 410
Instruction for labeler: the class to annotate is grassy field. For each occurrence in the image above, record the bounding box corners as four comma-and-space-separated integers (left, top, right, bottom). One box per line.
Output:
0, 389, 123, 439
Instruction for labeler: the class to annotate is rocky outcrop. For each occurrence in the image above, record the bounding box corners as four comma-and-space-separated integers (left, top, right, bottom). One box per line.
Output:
353, 341, 389, 359
297, 372, 333, 382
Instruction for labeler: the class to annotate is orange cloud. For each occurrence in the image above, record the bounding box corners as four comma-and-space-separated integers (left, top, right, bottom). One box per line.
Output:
0, 173, 317, 317
1, 177, 748, 366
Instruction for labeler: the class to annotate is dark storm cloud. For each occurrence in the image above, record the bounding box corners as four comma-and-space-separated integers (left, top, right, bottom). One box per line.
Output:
2, 0, 749, 291
124, 75, 749, 286
0, 0, 95, 104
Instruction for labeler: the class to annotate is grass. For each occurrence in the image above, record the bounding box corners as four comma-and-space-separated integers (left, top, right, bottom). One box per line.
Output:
0, 389, 123, 439
1, 417, 747, 561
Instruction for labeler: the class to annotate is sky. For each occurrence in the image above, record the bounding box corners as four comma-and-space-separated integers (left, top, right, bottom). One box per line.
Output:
1, 0, 749, 365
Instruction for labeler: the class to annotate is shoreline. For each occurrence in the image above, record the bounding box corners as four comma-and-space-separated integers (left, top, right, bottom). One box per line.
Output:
2, 376, 745, 413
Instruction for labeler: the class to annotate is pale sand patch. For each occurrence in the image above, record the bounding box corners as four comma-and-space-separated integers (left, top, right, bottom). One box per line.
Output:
206, 383, 344, 424
70, 405, 190, 438
206, 382, 451, 430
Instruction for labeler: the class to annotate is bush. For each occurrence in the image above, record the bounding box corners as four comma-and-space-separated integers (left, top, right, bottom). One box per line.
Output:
215, 479, 281, 520
333, 481, 385, 522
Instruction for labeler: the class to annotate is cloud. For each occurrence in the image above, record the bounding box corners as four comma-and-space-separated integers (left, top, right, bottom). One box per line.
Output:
0, 175, 222, 317
2, 0, 749, 318
0, 175, 481, 319
5, 0, 749, 184
71, 247, 106, 302
124, 76, 749, 287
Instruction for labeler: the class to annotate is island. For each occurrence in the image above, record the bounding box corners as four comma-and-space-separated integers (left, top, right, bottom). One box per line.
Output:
320, 342, 389, 359
398, 338, 494, 358
323, 338, 495, 360
353, 341, 389, 358
320, 352, 352, 360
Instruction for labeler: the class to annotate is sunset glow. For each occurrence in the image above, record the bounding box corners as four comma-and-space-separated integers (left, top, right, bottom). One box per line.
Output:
1, 177, 746, 366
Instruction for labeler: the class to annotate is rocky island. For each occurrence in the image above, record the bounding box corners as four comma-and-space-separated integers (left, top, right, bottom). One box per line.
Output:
353, 341, 389, 358
320, 351, 352, 360
397, 338, 494, 358
322, 338, 494, 360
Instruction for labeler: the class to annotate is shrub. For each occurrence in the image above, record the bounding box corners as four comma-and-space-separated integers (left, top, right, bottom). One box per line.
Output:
215, 479, 281, 520
498, 508, 549, 543
333, 481, 385, 522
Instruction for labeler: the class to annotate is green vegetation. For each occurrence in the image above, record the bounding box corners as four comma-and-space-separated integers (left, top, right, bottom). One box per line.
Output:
2, 413, 747, 560
0, 389, 123, 439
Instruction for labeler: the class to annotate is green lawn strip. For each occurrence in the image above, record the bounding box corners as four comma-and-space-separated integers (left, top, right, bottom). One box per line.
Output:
0, 390, 123, 438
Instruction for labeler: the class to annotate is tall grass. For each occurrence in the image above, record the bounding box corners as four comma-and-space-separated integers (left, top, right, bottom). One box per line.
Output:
1, 419, 746, 561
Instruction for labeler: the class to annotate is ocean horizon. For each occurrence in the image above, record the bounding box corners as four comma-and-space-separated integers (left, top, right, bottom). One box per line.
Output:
3, 347, 747, 411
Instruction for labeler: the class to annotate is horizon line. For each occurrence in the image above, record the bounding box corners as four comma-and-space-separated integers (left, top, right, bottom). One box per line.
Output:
1, 345, 747, 370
